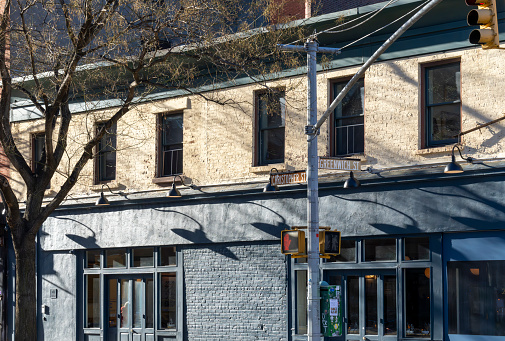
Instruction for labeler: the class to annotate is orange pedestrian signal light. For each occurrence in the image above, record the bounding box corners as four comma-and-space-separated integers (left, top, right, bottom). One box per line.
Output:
466, 0, 499, 48
281, 230, 306, 255
320, 230, 341, 256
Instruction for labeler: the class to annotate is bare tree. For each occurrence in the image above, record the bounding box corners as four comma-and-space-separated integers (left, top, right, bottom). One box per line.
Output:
0, 0, 305, 338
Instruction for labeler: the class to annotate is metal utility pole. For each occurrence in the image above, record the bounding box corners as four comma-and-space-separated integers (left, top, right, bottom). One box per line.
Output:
278, 39, 340, 341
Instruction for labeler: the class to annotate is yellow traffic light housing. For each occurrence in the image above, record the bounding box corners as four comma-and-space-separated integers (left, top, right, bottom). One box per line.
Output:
281, 230, 306, 256
466, 0, 500, 48
319, 230, 341, 258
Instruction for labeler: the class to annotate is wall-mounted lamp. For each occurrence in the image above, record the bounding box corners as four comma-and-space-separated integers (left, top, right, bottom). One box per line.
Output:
167, 175, 187, 198
444, 145, 474, 174
95, 184, 112, 205
263, 168, 279, 192
343, 171, 360, 188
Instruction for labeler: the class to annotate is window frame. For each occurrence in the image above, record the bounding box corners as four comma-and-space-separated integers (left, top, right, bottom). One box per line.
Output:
421, 59, 461, 148
330, 77, 365, 157
95, 122, 117, 183
157, 112, 183, 178
255, 89, 286, 166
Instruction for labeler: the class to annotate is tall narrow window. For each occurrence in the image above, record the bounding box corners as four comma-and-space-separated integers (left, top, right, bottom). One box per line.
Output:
257, 90, 285, 165
332, 79, 364, 156
158, 113, 183, 177
96, 122, 116, 182
32, 133, 45, 173
424, 61, 461, 147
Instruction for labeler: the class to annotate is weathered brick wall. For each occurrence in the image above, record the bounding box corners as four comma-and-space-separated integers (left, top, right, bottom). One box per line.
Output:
8, 47, 505, 197
183, 242, 288, 341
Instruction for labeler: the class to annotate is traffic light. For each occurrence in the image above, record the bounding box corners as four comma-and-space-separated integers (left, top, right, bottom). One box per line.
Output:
281, 230, 306, 255
319, 230, 341, 256
466, 0, 499, 48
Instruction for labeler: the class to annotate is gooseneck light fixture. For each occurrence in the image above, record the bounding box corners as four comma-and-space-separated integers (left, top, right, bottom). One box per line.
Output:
344, 171, 360, 188
167, 175, 186, 197
263, 168, 280, 192
444, 145, 474, 174
95, 184, 112, 206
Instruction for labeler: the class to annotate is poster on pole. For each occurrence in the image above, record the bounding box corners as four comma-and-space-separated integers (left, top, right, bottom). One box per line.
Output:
321, 285, 342, 337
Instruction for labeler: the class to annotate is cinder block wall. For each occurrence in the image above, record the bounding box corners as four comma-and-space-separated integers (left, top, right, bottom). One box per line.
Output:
183, 242, 288, 341
9, 47, 505, 197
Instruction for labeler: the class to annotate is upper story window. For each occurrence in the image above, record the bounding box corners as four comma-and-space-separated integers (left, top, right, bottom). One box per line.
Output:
332, 79, 365, 156
158, 113, 183, 177
96, 122, 116, 183
256, 90, 285, 166
423, 61, 461, 147
32, 133, 45, 173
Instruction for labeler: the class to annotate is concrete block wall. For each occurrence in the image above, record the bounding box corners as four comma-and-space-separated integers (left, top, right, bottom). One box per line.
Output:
183, 241, 288, 341
8, 47, 505, 197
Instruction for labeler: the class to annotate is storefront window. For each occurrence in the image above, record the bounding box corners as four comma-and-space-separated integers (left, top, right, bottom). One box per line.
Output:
86, 250, 101, 268
296, 270, 307, 334
448, 260, 505, 336
328, 239, 356, 262
405, 268, 430, 337
404, 237, 430, 261
160, 273, 177, 329
133, 247, 154, 267
160, 246, 177, 266
86, 274, 100, 328
106, 248, 127, 268
347, 276, 359, 334
365, 239, 396, 262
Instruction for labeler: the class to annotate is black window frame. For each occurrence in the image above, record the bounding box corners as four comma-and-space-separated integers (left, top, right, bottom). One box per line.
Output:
331, 78, 365, 157
256, 90, 286, 166
32, 132, 45, 173
96, 122, 117, 183
158, 113, 183, 177
422, 60, 461, 148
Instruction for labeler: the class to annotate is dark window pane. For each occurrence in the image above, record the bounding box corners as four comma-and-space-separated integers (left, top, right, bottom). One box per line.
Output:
365, 275, 378, 335
97, 123, 117, 181
347, 276, 359, 334
108, 279, 117, 328
160, 247, 176, 266
133, 247, 154, 267
364, 239, 396, 262
257, 91, 285, 165
86, 274, 100, 328
426, 63, 460, 104
428, 103, 461, 143
448, 261, 505, 336
33, 133, 45, 173
160, 273, 177, 329
405, 237, 430, 261
384, 275, 397, 335
106, 248, 126, 268
160, 114, 183, 176
296, 270, 307, 334
328, 240, 356, 262
146, 278, 154, 328
405, 268, 431, 338
86, 250, 101, 268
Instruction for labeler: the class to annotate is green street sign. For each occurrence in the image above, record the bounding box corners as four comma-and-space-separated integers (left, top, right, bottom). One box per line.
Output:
321, 285, 342, 337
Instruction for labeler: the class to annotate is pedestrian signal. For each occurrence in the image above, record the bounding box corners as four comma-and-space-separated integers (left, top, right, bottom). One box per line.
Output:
320, 230, 341, 256
281, 230, 306, 255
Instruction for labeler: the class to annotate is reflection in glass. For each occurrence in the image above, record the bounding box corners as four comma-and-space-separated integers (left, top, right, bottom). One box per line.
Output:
106, 248, 127, 268
448, 261, 505, 336
160, 273, 177, 329
405, 268, 430, 338
86, 274, 100, 328
296, 271, 307, 334
365, 239, 396, 262
120, 279, 129, 328
146, 279, 154, 328
328, 240, 356, 262
86, 250, 101, 268
384, 275, 397, 335
160, 247, 177, 266
365, 275, 378, 335
133, 247, 154, 267
108, 279, 117, 328
133, 279, 142, 328
347, 276, 359, 334
405, 237, 430, 261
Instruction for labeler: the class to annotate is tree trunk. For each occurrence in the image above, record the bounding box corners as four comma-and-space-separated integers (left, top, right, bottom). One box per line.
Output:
13, 237, 37, 341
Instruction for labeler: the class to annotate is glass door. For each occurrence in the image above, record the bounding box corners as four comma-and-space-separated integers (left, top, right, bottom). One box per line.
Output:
107, 275, 154, 341
327, 271, 397, 341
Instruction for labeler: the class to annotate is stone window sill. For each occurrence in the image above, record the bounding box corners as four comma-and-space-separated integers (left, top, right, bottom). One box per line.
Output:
152, 176, 184, 186
90, 180, 121, 192
250, 163, 294, 174
416, 145, 457, 156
